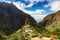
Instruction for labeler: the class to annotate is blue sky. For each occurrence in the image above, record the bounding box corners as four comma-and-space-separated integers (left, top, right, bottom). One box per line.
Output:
0, 0, 60, 22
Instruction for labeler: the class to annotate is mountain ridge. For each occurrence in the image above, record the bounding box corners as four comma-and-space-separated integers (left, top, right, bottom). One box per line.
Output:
39, 10, 60, 27
0, 2, 37, 35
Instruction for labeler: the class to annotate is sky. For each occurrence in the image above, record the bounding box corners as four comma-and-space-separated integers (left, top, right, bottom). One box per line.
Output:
0, 0, 60, 22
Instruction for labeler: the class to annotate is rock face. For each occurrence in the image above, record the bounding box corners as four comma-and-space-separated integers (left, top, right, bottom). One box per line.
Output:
39, 10, 60, 27
0, 2, 36, 35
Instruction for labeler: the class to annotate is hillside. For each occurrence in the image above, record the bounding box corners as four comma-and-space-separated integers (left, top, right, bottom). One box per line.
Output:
39, 10, 60, 27
0, 2, 37, 35
39, 10, 60, 39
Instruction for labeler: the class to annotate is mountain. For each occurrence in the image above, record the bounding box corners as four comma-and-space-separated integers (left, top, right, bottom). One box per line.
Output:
0, 2, 37, 35
39, 10, 60, 27
38, 10, 60, 38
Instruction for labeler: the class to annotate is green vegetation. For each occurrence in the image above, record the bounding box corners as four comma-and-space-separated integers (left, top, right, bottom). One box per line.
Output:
0, 21, 60, 40
40, 21, 60, 39
0, 24, 39, 40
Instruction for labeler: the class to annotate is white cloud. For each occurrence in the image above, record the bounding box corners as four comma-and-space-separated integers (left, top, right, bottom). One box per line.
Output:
24, 0, 45, 3
23, 0, 46, 8
21, 9, 45, 15
44, 4, 49, 8
2, 0, 5, 1
44, 0, 60, 11
13, 1, 34, 8
5, 1, 11, 3
13, 1, 26, 9
26, 3, 34, 8
0, 0, 6, 2
50, 1, 60, 11
31, 15, 47, 22
47, 0, 60, 2
35, 10, 45, 14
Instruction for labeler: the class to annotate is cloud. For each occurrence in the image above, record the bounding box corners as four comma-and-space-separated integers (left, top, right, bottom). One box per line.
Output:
13, 1, 34, 8
44, 0, 60, 11
35, 10, 45, 14
26, 3, 34, 8
31, 15, 47, 22
21, 10, 45, 15
0, 0, 11, 3
13, 1, 26, 9
23, 0, 46, 8
50, 1, 60, 11
24, 0, 45, 3
44, 4, 49, 8
0, 0, 6, 2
